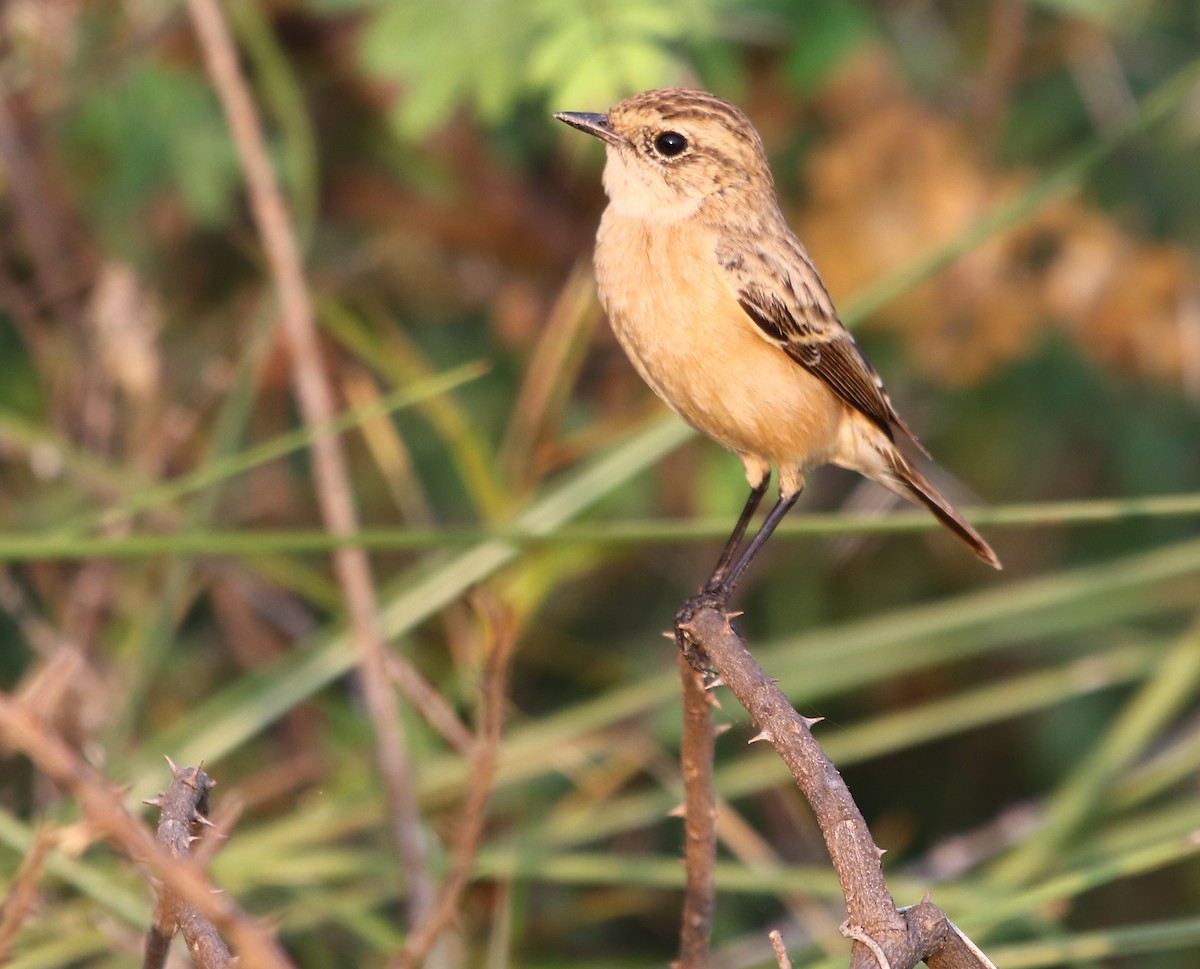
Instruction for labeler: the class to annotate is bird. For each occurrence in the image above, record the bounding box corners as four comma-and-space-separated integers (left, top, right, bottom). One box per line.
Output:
554, 88, 1000, 610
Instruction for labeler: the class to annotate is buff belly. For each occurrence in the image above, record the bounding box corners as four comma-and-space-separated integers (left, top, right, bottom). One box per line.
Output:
595, 214, 846, 480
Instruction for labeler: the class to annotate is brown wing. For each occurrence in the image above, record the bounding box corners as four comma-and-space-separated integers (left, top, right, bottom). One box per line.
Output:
721, 237, 929, 456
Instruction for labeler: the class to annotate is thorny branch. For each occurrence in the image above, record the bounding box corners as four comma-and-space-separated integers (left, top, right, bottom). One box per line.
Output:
0, 694, 295, 969
676, 605, 998, 969
143, 762, 232, 969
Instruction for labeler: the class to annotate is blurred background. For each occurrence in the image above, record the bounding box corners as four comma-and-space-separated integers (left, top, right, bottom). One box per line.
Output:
1, 1, 1199, 967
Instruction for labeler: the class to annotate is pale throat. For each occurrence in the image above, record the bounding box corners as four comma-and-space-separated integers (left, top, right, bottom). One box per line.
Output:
602, 152, 703, 222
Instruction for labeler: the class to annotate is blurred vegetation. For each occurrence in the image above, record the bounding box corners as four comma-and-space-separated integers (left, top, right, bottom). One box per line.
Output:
2, 0, 1200, 967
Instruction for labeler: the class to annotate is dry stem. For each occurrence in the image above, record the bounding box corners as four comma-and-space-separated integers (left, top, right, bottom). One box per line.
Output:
677, 605, 998, 969
0, 695, 294, 969
391, 593, 517, 969
184, 0, 432, 919
676, 653, 718, 968
143, 762, 232, 969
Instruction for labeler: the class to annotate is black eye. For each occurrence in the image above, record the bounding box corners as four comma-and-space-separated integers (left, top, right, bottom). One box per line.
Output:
654, 131, 688, 157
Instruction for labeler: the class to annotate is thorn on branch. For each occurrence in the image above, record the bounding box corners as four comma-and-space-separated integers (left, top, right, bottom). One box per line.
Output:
145, 761, 232, 969
839, 920, 893, 969
673, 594, 1002, 969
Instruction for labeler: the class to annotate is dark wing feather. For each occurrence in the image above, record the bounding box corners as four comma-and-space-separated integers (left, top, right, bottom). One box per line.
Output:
727, 245, 929, 457
736, 287, 890, 435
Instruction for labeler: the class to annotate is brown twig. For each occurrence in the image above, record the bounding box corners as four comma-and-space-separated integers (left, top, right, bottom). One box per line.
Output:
0, 825, 56, 961
183, 0, 433, 919
144, 761, 232, 969
0, 693, 295, 969
498, 259, 602, 491
970, 0, 1029, 150
676, 652, 718, 969
769, 928, 794, 969
391, 592, 517, 969
676, 606, 998, 969
383, 650, 475, 757
0, 78, 91, 330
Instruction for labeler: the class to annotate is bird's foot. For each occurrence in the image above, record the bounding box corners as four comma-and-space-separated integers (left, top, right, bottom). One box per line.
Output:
674, 586, 731, 673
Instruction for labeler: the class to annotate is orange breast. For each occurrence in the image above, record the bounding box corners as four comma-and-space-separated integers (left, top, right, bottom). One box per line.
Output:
594, 213, 846, 472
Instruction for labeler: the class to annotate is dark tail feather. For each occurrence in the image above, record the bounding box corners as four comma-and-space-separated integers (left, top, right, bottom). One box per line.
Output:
884, 454, 1002, 570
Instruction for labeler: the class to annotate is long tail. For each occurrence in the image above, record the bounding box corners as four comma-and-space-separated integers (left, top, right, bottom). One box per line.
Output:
882, 451, 1002, 570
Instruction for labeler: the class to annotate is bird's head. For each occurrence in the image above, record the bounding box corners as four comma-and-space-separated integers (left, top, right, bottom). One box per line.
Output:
555, 88, 775, 222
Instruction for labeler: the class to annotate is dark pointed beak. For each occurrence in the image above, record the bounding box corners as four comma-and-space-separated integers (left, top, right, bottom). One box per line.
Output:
554, 111, 623, 147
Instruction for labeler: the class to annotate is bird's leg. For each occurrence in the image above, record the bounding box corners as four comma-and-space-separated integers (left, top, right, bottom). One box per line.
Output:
676, 486, 800, 671
704, 477, 769, 591
707, 490, 800, 599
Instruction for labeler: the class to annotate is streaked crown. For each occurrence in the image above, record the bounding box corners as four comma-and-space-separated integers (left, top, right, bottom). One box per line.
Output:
557, 88, 776, 218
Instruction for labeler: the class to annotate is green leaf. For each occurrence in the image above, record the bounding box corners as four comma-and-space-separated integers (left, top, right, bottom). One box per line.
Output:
60, 63, 240, 250
358, 0, 715, 139
784, 0, 875, 90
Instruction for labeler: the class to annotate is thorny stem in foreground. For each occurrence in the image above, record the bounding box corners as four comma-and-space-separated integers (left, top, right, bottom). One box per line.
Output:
0, 694, 295, 969
144, 762, 232, 969
675, 605, 998, 969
